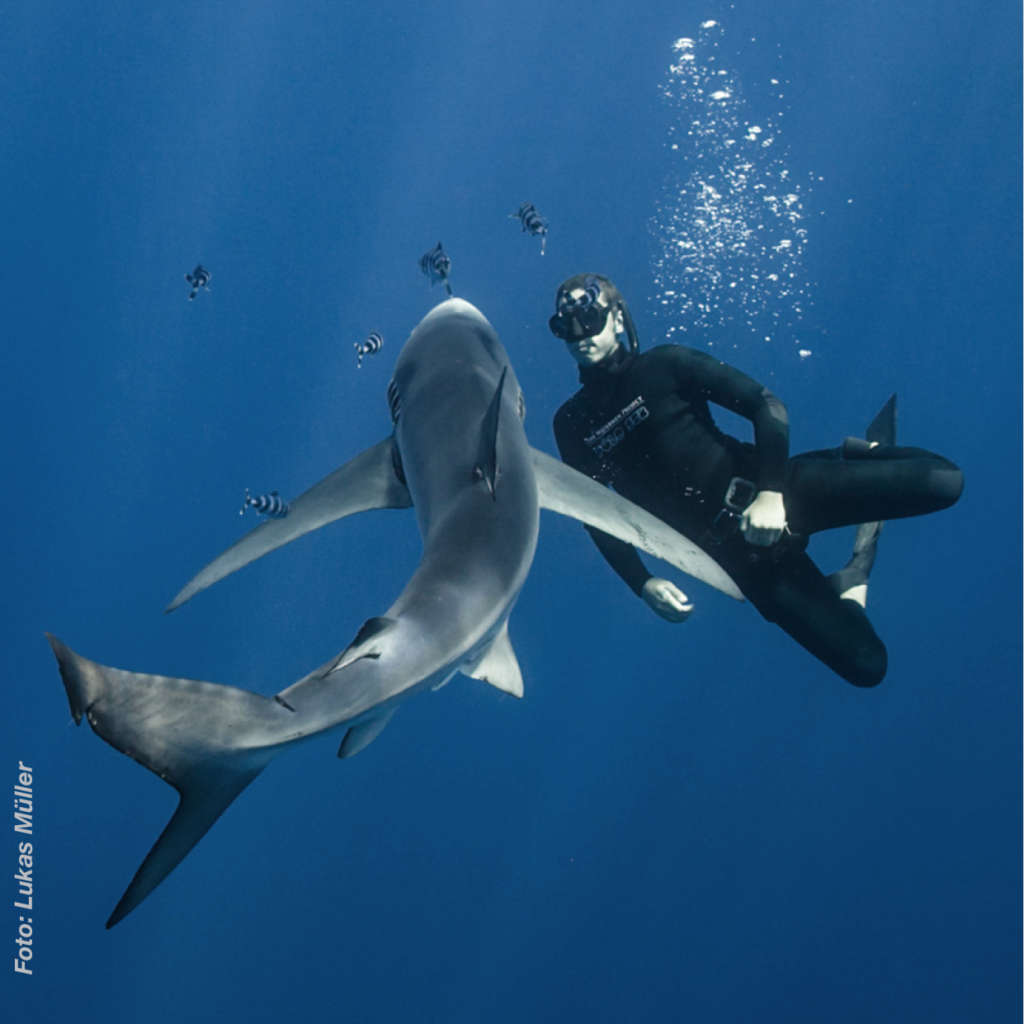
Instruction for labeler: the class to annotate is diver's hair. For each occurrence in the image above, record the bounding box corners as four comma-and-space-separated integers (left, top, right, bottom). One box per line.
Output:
554, 273, 640, 353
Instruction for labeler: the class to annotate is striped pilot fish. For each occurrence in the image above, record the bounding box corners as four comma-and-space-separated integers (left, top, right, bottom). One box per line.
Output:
355, 331, 384, 369
560, 274, 602, 312
239, 489, 289, 518
185, 264, 211, 301
510, 202, 548, 254
419, 242, 453, 296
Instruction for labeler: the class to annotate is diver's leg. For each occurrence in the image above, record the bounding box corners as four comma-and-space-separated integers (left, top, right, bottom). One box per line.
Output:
784, 445, 963, 535
742, 550, 887, 687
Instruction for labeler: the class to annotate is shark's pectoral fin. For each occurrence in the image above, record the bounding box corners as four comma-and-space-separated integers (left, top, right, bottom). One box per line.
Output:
168, 439, 412, 612
529, 446, 743, 600
464, 622, 524, 698
337, 709, 396, 759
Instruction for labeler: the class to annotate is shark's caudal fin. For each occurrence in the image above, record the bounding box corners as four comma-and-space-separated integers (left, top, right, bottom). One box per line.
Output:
529, 447, 743, 600
167, 438, 412, 612
47, 635, 283, 927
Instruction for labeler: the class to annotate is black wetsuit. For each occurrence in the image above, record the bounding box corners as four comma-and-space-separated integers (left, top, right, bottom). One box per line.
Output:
553, 344, 963, 687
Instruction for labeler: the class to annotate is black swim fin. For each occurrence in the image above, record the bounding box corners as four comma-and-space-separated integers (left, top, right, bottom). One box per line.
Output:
866, 393, 897, 446
830, 395, 898, 598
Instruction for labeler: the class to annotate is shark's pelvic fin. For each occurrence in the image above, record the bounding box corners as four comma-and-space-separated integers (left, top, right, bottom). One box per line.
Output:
464, 622, 524, 698
168, 438, 412, 612
529, 446, 743, 600
337, 709, 396, 758
46, 634, 280, 927
474, 367, 507, 499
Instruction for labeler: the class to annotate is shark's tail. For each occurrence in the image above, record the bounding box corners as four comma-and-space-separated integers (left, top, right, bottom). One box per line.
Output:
47, 635, 285, 927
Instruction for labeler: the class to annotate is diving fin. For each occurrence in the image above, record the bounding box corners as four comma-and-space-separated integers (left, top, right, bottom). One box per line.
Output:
830, 394, 898, 599
866, 393, 897, 446
529, 447, 742, 600
168, 439, 412, 612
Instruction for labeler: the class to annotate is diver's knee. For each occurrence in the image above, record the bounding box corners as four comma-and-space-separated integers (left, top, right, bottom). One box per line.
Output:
843, 641, 887, 688
929, 462, 964, 509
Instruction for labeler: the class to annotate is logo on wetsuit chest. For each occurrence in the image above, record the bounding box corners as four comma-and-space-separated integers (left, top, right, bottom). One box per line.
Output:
583, 396, 650, 456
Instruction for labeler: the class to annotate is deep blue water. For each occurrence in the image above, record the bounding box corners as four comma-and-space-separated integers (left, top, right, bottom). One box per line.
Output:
2, 2, 1020, 1021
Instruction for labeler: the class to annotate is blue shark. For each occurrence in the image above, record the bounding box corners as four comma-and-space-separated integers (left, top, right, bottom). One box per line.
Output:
48, 298, 740, 927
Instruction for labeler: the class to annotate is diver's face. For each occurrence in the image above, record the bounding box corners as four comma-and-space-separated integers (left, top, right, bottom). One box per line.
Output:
562, 290, 625, 367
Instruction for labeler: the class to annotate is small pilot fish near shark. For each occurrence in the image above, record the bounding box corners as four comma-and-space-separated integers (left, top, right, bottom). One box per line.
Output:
559, 274, 602, 312
510, 201, 548, 254
185, 264, 211, 300
47, 298, 740, 928
355, 331, 384, 369
419, 241, 453, 295
239, 489, 289, 518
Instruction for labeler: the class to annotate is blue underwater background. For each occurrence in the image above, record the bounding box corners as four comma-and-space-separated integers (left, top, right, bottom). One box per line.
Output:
2, 1, 1021, 1021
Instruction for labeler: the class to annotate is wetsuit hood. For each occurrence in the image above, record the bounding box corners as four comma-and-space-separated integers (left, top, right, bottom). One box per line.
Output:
555, 273, 641, 356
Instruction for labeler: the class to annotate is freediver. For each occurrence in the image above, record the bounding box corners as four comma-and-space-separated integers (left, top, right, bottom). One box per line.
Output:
548, 273, 964, 687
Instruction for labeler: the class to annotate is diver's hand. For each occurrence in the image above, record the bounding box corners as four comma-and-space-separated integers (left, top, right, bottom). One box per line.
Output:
740, 489, 787, 546
641, 578, 693, 622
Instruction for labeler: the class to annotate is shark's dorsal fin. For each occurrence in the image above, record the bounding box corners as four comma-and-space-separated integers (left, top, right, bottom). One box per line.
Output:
168, 439, 412, 612
529, 446, 743, 600
464, 622, 524, 698
321, 616, 397, 678
337, 709, 396, 759
473, 367, 507, 499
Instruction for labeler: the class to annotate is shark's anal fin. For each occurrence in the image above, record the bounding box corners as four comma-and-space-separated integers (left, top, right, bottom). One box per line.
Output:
464, 622, 524, 698
473, 367, 507, 499
337, 709, 396, 758
320, 616, 397, 679
168, 438, 412, 612
529, 447, 743, 600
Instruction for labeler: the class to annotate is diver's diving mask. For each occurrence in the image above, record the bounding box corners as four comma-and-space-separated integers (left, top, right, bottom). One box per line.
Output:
548, 300, 614, 342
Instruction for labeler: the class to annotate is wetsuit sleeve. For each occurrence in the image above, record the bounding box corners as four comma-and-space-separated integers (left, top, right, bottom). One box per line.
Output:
671, 347, 789, 491
552, 406, 653, 597
581, 527, 652, 596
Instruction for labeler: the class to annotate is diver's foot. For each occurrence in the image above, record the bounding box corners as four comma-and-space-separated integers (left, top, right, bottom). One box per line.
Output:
837, 581, 868, 607
828, 519, 882, 605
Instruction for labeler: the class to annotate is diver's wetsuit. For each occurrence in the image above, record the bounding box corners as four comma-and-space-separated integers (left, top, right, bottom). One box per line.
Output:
553, 344, 963, 686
